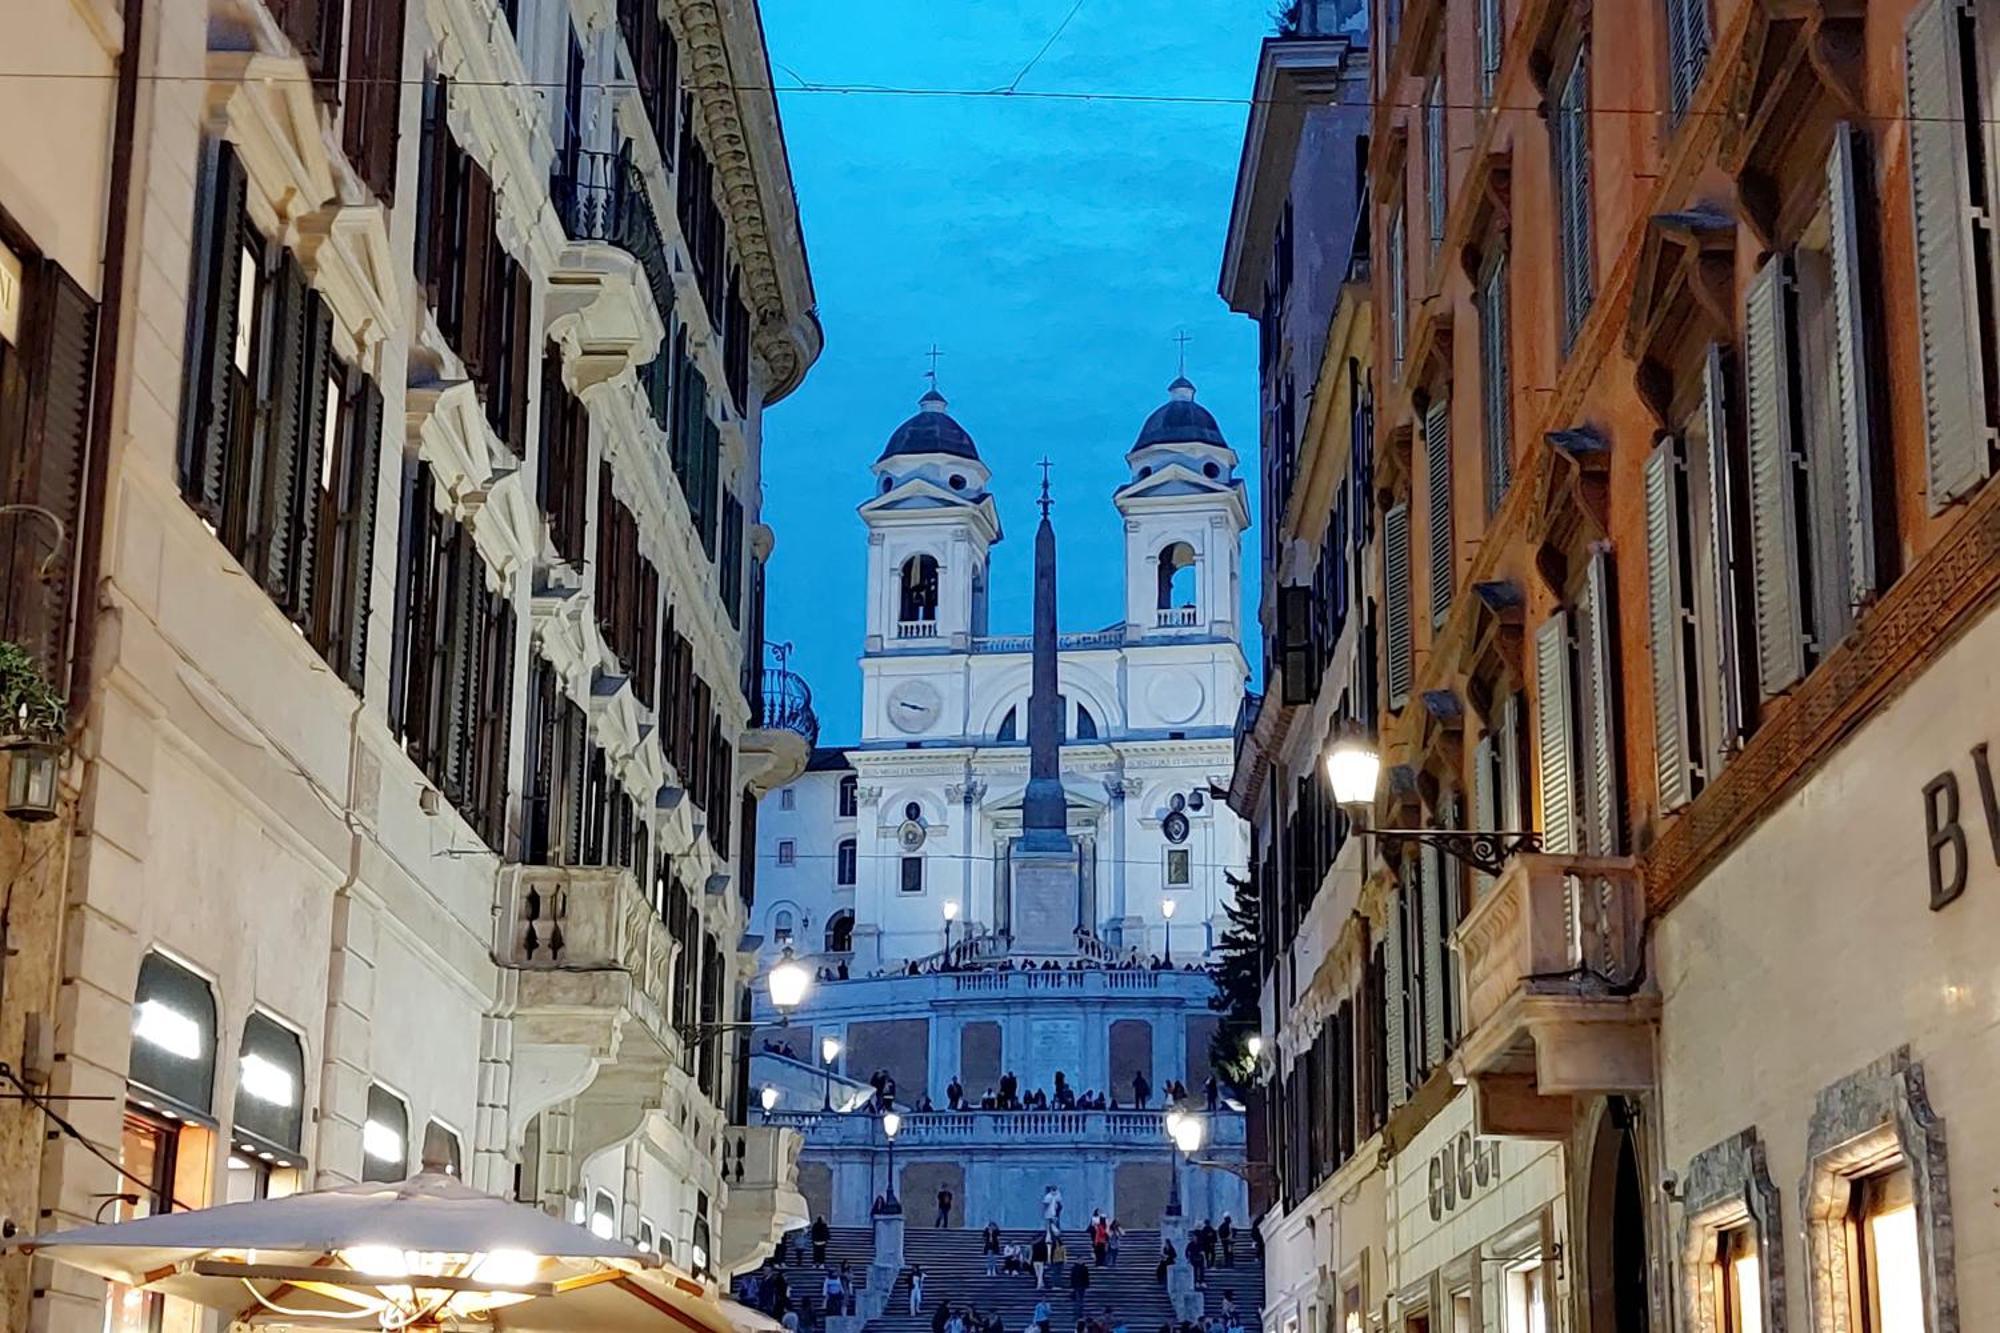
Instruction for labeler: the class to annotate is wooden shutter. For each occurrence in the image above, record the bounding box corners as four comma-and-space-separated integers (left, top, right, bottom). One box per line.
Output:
1426, 77, 1446, 252
415, 73, 447, 303
458, 163, 494, 374
1384, 501, 1413, 708
342, 0, 405, 202
182, 142, 249, 521
1498, 692, 1525, 830
1425, 397, 1453, 626
1534, 611, 1577, 854
1472, 733, 1497, 894
3, 262, 96, 685
1558, 46, 1594, 350
1580, 548, 1621, 855
258, 257, 312, 601
1419, 839, 1446, 1065
1389, 209, 1407, 371
1696, 345, 1746, 753
1481, 253, 1511, 512
1279, 584, 1314, 706
1666, 0, 1710, 124
289, 307, 334, 624
1904, 0, 1995, 512
1744, 255, 1807, 696
1383, 887, 1408, 1106
332, 377, 383, 692
1825, 121, 1877, 609
1646, 438, 1697, 811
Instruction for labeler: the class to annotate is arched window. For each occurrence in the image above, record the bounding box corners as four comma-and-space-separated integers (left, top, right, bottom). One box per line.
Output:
234, 1011, 305, 1161
362, 1084, 410, 1182
836, 838, 857, 885
1077, 705, 1099, 740
996, 707, 1018, 742
131, 952, 219, 1119
838, 774, 858, 817
771, 909, 795, 943
899, 555, 940, 624
1157, 542, 1198, 611
590, 1189, 618, 1239
826, 909, 855, 953
422, 1120, 463, 1176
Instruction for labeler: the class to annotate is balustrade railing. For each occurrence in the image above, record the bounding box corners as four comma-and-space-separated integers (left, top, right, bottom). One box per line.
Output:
1156, 606, 1199, 628
896, 619, 939, 639
551, 148, 673, 329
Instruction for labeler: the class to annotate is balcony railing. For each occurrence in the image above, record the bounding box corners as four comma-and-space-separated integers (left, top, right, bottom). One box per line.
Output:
1452, 853, 1658, 1138
498, 863, 678, 1067
716, 1124, 808, 1277
969, 629, 1128, 654
551, 148, 673, 329
758, 667, 819, 747
896, 619, 939, 639
764, 1108, 1249, 1150
1157, 606, 1200, 628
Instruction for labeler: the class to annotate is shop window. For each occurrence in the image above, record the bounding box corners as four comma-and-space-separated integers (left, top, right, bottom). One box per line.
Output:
129, 952, 219, 1121
362, 1083, 409, 1182
108, 1106, 213, 1330
233, 1010, 305, 1169
1852, 1169, 1922, 1332
422, 1119, 463, 1176
1504, 1258, 1548, 1333
1715, 1226, 1763, 1333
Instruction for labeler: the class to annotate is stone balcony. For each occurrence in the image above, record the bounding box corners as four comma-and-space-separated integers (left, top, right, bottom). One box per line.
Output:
545, 149, 670, 386
1452, 853, 1659, 1139
739, 664, 819, 795
498, 863, 679, 1075
716, 1124, 809, 1276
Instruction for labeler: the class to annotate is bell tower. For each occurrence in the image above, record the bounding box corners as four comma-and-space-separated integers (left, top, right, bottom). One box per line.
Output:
1113, 376, 1250, 642
858, 387, 1003, 653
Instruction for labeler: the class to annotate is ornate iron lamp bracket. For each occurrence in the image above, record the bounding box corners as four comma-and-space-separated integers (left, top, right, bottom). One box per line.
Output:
1372, 829, 1542, 877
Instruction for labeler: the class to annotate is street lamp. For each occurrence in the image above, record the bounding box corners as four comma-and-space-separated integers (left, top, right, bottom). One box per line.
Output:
761, 1085, 779, 1118
1319, 729, 1540, 877
821, 1035, 842, 1111
1245, 1034, 1263, 1060
943, 899, 960, 955
1161, 897, 1177, 965
882, 1111, 903, 1214
676, 945, 813, 1045
1165, 1109, 1204, 1217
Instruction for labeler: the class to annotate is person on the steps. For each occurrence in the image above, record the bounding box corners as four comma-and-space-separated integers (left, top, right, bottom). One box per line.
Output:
821, 1266, 843, 1320
1069, 1260, 1090, 1317
1032, 1234, 1050, 1288
936, 1185, 954, 1229
1155, 1240, 1175, 1286
909, 1266, 925, 1317
1033, 1298, 1052, 1333
984, 1221, 1002, 1276
842, 1262, 857, 1314
811, 1216, 830, 1265
1217, 1216, 1234, 1267
1107, 1220, 1122, 1268
933, 1297, 952, 1333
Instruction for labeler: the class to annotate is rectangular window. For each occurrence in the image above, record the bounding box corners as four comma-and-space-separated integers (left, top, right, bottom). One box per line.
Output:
1166, 848, 1192, 886
1426, 74, 1447, 256
838, 775, 858, 818
1553, 43, 1594, 354
1715, 1226, 1764, 1333
776, 839, 796, 866
1384, 501, 1413, 709
779, 788, 795, 810
1479, 0, 1504, 101
836, 839, 857, 886
1478, 251, 1512, 512
342, 0, 406, 199
900, 855, 923, 894
1425, 396, 1453, 626
1504, 1259, 1548, 1333
362, 1084, 409, 1183
1854, 1169, 1922, 1333
177, 139, 380, 692
1389, 206, 1408, 373
1664, 0, 1711, 125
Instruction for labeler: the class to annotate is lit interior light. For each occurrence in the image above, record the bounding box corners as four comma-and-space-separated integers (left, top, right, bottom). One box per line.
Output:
1731, 1251, 1764, 1333
1867, 1202, 1923, 1333
133, 999, 202, 1059
238, 1052, 296, 1107
589, 1210, 616, 1240
362, 1119, 405, 1165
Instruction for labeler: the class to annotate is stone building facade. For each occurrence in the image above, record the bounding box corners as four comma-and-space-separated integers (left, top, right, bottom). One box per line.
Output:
1235, 0, 2000, 1327
0, 0, 820, 1328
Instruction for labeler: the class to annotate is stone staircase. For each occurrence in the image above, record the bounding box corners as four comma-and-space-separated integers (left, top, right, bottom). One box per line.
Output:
740, 1225, 1264, 1333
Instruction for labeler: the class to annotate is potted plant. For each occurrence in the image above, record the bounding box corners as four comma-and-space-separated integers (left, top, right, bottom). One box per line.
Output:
0, 641, 66, 821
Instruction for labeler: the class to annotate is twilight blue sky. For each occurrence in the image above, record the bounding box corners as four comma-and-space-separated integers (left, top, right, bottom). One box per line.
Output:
757, 1, 1275, 739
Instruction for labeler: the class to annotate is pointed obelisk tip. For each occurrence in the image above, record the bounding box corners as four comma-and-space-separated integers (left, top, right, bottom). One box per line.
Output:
1036, 457, 1053, 519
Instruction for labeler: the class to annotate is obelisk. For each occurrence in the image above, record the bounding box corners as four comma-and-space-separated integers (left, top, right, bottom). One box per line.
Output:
1009, 463, 1082, 955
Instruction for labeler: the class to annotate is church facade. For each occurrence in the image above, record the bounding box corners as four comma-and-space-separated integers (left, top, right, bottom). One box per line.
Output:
751, 379, 1257, 1230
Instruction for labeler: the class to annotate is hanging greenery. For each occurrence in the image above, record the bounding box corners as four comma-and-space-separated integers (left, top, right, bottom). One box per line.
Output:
1208, 867, 1262, 1086
0, 641, 67, 741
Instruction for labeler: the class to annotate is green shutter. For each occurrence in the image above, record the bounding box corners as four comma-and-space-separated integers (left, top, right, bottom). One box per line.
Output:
1744, 256, 1807, 696
1534, 612, 1577, 855
1646, 438, 1696, 811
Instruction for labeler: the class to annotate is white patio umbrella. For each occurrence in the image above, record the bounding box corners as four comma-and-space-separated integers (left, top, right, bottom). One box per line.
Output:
15, 1169, 763, 1331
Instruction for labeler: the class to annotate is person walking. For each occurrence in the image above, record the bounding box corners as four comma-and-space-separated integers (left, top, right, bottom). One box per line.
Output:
1107, 1220, 1123, 1268
1069, 1261, 1091, 1318
1217, 1216, 1234, 1267
984, 1220, 1002, 1277
936, 1185, 954, 1229
811, 1215, 830, 1265
1154, 1240, 1175, 1287
1032, 1234, 1050, 1289
821, 1266, 844, 1322
1091, 1216, 1108, 1268
909, 1266, 926, 1317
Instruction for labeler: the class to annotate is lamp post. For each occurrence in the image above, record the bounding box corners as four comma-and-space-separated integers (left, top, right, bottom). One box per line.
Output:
943, 899, 960, 956
676, 945, 813, 1046
1161, 897, 1177, 965
821, 1035, 842, 1111
881, 1111, 903, 1214
1321, 726, 1540, 876
1164, 1109, 1204, 1217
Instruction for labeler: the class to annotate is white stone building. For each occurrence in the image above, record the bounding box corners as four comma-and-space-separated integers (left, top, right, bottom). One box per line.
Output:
0, 0, 820, 1328
749, 380, 1257, 1231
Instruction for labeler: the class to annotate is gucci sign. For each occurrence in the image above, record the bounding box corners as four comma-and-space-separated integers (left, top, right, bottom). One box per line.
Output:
1426, 1131, 1502, 1221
